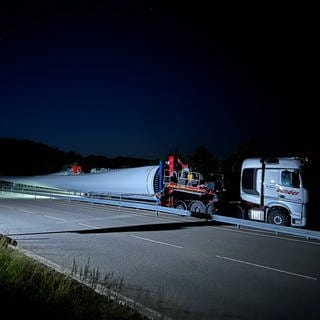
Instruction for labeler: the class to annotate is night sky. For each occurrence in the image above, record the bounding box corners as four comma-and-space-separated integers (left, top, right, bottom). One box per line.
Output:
0, 1, 315, 160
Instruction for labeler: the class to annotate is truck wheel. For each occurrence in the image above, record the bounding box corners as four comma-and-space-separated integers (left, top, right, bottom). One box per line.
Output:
174, 201, 187, 210
206, 203, 216, 216
267, 209, 290, 226
189, 201, 206, 214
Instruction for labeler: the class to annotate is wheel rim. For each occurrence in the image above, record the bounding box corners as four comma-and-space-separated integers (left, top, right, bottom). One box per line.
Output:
273, 215, 283, 225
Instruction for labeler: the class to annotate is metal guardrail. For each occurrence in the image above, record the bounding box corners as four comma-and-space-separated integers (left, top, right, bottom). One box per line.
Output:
0, 186, 191, 217
75, 196, 192, 217
2, 185, 320, 240
0, 184, 81, 199
211, 214, 320, 241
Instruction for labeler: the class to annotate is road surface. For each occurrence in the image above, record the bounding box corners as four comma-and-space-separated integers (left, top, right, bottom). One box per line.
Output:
1, 198, 319, 319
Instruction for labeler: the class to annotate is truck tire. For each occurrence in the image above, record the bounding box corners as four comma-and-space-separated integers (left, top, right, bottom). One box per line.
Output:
267, 209, 290, 226
174, 201, 187, 210
206, 203, 216, 216
189, 201, 206, 214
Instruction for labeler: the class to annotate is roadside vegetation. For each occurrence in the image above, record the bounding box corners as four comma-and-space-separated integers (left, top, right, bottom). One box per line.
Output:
0, 235, 147, 320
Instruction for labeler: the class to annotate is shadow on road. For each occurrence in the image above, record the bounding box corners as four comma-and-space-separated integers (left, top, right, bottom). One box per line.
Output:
8, 220, 218, 237
77, 220, 214, 234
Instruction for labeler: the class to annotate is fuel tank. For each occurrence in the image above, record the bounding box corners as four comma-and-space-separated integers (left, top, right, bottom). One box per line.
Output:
0, 165, 160, 196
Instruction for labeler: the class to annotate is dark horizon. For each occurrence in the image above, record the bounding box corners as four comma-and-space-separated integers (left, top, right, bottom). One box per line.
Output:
0, 135, 315, 164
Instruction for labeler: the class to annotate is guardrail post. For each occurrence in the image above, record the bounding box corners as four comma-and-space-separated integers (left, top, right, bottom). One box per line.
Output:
156, 197, 160, 216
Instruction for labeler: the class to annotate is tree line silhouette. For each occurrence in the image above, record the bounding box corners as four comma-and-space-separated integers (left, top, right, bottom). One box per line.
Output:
0, 137, 316, 178
0, 137, 156, 176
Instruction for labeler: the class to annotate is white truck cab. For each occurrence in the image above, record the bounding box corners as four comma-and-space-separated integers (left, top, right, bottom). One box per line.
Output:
240, 157, 308, 227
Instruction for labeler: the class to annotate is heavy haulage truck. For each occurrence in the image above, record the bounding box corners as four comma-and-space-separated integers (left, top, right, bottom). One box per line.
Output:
0, 155, 309, 227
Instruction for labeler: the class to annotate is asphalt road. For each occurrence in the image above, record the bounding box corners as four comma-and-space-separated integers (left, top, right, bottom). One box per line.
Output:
1, 198, 320, 320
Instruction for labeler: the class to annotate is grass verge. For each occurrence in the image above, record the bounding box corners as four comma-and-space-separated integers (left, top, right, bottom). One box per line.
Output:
0, 235, 147, 320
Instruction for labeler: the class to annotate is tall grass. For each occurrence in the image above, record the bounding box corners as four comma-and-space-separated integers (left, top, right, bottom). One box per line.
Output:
0, 235, 146, 319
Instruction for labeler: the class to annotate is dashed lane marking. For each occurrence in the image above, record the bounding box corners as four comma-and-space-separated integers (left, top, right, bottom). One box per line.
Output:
216, 255, 318, 281
129, 235, 183, 249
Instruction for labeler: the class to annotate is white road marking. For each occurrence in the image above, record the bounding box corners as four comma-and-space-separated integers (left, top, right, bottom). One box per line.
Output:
21, 210, 38, 214
44, 215, 67, 222
129, 235, 183, 248
77, 223, 99, 228
216, 255, 318, 281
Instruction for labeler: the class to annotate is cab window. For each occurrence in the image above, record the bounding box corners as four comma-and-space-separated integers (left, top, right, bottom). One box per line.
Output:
281, 170, 300, 188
